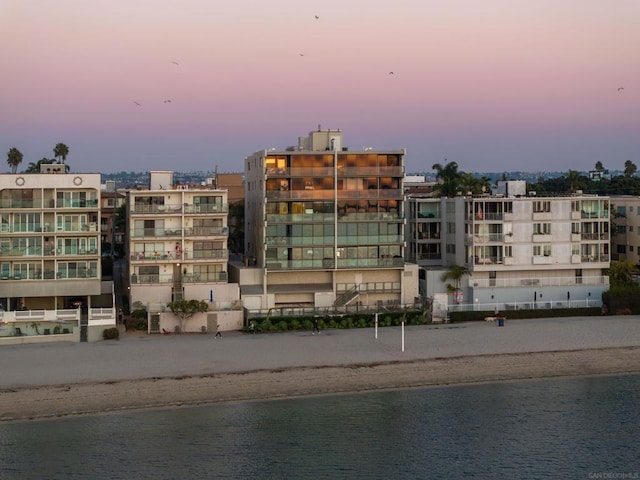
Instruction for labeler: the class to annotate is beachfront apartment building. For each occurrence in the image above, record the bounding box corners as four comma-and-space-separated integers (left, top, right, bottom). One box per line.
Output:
406, 183, 610, 310
238, 127, 419, 312
609, 196, 640, 266
0, 167, 111, 343
100, 180, 126, 256
126, 171, 242, 332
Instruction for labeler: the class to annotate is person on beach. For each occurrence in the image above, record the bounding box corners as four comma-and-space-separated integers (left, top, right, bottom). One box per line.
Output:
312, 318, 320, 335
215, 324, 222, 339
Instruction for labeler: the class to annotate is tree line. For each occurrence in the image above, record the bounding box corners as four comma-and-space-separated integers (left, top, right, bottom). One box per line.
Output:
430, 159, 640, 197
6, 143, 70, 173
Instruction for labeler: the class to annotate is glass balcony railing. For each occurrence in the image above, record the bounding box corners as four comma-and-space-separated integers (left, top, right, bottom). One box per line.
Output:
265, 257, 404, 270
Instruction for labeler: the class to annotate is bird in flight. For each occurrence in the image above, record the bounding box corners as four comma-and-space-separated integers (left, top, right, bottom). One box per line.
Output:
299, 53, 305, 56
133, 101, 141, 106
618, 87, 624, 91
389, 71, 394, 75
163, 100, 172, 103
171, 61, 179, 66
314, 15, 319, 19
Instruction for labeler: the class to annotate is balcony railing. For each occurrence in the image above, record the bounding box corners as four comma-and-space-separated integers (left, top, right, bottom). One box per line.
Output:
337, 281, 401, 293
417, 232, 441, 240
130, 272, 228, 284
581, 254, 610, 263
471, 275, 609, 289
131, 226, 228, 238
265, 212, 404, 223
0, 199, 98, 209
265, 257, 404, 270
417, 252, 442, 260
131, 204, 182, 214
581, 233, 609, 240
473, 256, 504, 265
265, 166, 404, 177
468, 233, 505, 243
130, 250, 228, 261
184, 204, 228, 214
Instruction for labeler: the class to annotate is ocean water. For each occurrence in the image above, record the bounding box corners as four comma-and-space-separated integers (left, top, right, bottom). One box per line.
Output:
1, 374, 639, 479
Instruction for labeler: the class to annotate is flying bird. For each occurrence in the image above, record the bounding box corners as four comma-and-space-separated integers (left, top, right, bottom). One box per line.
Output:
171, 61, 179, 65
389, 71, 394, 75
618, 87, 624, 91
314, 15, 319, 19
133, 101, 141, 106
163, 100, 172, 103
299, 53, 305, 56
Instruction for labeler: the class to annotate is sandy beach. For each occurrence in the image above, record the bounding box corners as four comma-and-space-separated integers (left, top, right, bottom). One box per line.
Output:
1, 316, 640, 422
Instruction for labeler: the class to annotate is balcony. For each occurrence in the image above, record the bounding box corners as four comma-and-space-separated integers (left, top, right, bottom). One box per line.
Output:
471, 275, 609, 289
581, 254, 610, 263
473, 256, 504, 265
184, 203, 228, 214
131, 204, 183, 214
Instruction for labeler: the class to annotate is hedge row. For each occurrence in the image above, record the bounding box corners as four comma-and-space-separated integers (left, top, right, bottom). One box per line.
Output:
247, 307, 606, 333
247, 310, 430, 333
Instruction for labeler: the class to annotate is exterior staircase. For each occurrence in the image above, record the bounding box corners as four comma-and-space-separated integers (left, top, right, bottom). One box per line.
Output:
334, 284, 360, 307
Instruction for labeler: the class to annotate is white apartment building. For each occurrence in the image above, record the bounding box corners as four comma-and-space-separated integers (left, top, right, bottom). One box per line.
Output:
239, 128, 419, 313
1, 168, 109, 343
407, 186, 610, 310
126, 171, 242, 332
610, 196, 640, 265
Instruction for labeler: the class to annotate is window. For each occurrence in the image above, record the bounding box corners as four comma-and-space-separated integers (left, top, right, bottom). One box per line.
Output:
533, 245, 552, 256
572, 223, 580, 234
504, 245, 512, 257
446, 244, 456, 254
504, 202, 513, 214
533, 201, 551, 213
617, 206, 626, 216
533, 223, 551, 235
447, 222, 455, 234
617, 245, 626, 254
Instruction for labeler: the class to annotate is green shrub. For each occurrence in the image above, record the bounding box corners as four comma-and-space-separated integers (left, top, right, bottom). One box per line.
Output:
103, 327, 120, 340
135, 320, 147, 331
131, 308, 147, 320
289, 319, 301, 330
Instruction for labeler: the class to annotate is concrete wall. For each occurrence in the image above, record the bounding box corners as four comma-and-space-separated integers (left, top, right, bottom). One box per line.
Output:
158, 310, 243, 333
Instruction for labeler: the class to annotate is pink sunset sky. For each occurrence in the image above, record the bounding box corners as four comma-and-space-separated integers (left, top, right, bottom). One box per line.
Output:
1, 0, 638, 174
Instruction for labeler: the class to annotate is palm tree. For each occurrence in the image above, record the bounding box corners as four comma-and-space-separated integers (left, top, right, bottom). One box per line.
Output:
566, 170, 582, 193
431, 160, 461, 197
53, 143, 69, 164
6, 147, 23, 173
441, 264, 470, 302
624, 160, 637, 177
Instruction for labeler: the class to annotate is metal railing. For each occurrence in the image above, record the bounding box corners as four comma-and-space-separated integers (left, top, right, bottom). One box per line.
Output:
471, 275, 609, 289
